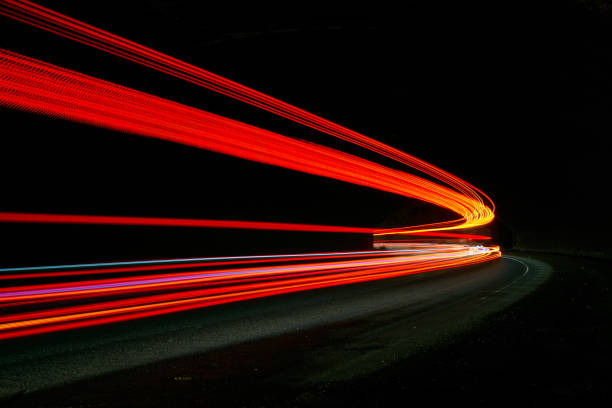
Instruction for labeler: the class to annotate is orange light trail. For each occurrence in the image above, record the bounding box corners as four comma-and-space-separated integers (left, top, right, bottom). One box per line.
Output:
0, 0, 494, 233
0, 50, 490, 231
0, 245, 500, 340
0, 1, 500, 339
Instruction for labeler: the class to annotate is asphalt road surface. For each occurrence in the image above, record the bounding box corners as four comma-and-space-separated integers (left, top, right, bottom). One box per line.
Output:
0, 255, 551, 401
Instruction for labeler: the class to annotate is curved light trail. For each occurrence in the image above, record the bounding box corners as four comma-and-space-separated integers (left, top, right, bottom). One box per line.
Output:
0, 0, 494, 233
0, 1, 500, 339
0, 245, 500, 340
0, 49, 488, 229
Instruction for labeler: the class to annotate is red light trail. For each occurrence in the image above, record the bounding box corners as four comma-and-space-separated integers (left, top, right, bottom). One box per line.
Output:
0, 212, 375, 233
0, 49, 490, 230
0, 212, 490, 240
0, 245, 500, 340
0, 0, 494, 233
0, 1, 499, 339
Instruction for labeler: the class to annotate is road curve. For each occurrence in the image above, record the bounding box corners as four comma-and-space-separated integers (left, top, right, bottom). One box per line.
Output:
0, 255, 550, 399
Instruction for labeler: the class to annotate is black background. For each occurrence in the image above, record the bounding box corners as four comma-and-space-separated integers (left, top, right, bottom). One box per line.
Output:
1, 0, 611, 266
